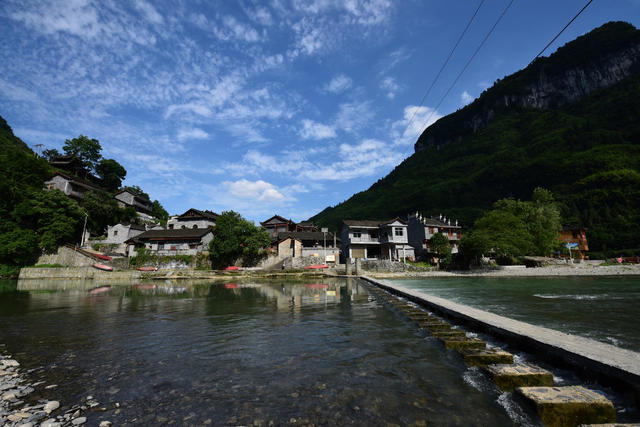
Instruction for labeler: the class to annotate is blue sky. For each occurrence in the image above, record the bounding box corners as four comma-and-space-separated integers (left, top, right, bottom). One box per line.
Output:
1, 0, 639, 224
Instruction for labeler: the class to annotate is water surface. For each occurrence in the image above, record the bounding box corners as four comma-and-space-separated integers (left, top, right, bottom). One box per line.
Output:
0, 278, 535, 425
386, 276, 640, 351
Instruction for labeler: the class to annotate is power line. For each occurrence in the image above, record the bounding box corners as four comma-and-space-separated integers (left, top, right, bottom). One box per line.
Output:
404, 0, 514, 158
402, 0, 486, 132
530, 0, 594, 64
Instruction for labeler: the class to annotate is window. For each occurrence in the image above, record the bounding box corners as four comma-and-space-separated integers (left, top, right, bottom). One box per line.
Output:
113, 230, 118, 236
353, 231, 361, 238
193, 224, 198, 229
168, 224, 174, 229
394, 228, 403, 236
158, 243, 164, 250
370, 231, 378, 238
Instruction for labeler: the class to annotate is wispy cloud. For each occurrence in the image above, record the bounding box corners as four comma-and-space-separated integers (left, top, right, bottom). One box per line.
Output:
177, 128, 209, 141
461, 90, 473, 105
380, 76, 400, 99
300, 119, 336, 140
391, 105, 442, 146
323, 74, 352, 94
213, 15, 262, 43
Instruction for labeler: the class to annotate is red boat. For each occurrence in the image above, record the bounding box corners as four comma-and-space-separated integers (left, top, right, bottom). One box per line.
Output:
305, 283, 328, 289
94, 253, 112, 261
223, 283, 239, 289
304, 265, 329, 269
224, 266, 240, 271
137, 266, 158, 271
92, 263, 113, 271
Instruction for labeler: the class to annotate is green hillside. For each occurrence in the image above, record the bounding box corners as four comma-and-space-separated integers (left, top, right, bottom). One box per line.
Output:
311, 23, 640, 254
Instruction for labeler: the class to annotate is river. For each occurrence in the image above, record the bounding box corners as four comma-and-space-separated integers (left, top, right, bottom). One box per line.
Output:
1, 276, 637, 425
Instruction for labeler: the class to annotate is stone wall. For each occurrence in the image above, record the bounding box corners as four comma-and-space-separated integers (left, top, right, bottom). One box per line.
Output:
19, 267, 141, 281
36, 246, 94, 267
359, 259, 425, 273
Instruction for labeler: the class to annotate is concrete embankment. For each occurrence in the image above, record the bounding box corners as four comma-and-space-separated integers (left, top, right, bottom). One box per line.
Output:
361, 276, 640, 393
19, 267, 142, 281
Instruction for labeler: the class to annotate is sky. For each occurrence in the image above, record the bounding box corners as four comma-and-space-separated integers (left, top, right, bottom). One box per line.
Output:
1, 0, 639, 225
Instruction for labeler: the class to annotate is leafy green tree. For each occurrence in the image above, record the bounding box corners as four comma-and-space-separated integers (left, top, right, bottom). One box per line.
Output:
125, 185, 150, 200
96, 158, 127, 192
429, 232, 452, 267
42, 148, 61, 161
63, 135, 103, 174
80, 190, 121, 234
209, 211, 270, 268
12, 189, 86, 254
0, 224, 40, 266
151, 200, 169, 222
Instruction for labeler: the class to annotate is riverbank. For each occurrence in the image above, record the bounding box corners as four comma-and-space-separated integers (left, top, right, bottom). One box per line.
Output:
367, 263, 640, 278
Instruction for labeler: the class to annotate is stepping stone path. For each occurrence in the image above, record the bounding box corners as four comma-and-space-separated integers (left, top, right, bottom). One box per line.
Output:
365, 283, 630, 426
516, 386, 616, 426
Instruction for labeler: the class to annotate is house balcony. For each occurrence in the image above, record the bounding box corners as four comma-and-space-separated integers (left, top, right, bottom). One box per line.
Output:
350, 236, 379, 244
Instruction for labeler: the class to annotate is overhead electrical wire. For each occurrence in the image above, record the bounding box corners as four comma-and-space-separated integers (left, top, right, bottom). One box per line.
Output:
402, 0, 486, 133
530, 0, 594, 64
402, 0, 514, 158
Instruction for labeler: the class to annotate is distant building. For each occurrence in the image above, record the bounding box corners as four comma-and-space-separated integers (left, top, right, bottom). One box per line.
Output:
114, 189, 153, 215
340, 218, 414, 262
260, 215, 298, 240
407, 213, 462, 258
43, 171, 101, 200
125, 228, 214, 256
559, 226, 589, 259
101, 223, 147, 254
276, 231, 340, 261
167, 209, 218, 230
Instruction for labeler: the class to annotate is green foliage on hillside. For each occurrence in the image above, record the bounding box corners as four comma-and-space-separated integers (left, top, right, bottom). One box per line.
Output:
311, 63, 640, 252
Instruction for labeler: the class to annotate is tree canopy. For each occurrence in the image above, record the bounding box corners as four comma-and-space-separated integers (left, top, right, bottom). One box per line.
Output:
209, 211, 271, 269
96, 158, 127, 192
62, 135, 103, 175
460, 188, 562, 264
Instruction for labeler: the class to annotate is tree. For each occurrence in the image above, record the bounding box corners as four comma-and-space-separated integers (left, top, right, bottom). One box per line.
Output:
63, 135, 103, 175
151, 200, 169, 222
429, 232, 452, 267
96, 158, 127, 192
80, 190, 121, 234
12, 189, 86, 254
42, 148, 61, 161
209, 211, 271, 268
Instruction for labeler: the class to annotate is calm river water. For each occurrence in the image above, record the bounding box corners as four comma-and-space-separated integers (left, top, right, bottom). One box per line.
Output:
387, 276, 640, 352
0, 277, 636, 425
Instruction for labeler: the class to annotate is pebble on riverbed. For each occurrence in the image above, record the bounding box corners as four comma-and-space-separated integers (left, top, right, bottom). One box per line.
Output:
1, 352, 101, 427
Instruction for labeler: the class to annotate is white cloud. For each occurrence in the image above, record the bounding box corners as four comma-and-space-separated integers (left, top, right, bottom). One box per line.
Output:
343, 0, 393, 25
380, 76, 400, 99
222, 179, 291, 203
245, 6, 273, 26
165, 103, 213, 119
391, 105, 442, 146
0, 79, 39, 102
177, 128, 209, 141
213, 15, 261, 43
334, 101, 375, 133
134, 0, 164, 25
461, 90, 474, 105
300, 119, 336, 140
323, 74, 352, 94
8, 0, 101, 38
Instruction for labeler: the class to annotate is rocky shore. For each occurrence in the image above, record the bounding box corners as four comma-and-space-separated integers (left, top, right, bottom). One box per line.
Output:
0, 351, 111, 427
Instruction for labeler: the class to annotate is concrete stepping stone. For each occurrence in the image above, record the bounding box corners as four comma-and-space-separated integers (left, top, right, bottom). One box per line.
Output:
417, 321, 452, 332
516, 386, 616, 427
461, 348, 514, 366
430, 330, 467, 339
443, 337, 486, 351
485, 363, 554, 391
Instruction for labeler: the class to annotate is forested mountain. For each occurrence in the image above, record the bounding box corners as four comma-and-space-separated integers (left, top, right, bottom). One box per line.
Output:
311, 22, 640, 254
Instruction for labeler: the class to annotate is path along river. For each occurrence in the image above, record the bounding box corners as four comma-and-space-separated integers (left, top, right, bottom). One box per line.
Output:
0, 276, 638, 425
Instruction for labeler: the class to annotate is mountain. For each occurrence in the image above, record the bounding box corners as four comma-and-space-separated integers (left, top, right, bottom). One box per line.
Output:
310, 22, 640, 254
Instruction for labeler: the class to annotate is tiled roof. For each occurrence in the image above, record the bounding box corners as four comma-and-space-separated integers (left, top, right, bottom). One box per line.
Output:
126, 228, 212, 243
177, 209, 219, 220
277, 231, 340, 242
342, 218, 407, 228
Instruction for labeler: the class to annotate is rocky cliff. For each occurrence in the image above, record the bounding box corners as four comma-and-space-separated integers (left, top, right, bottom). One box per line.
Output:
415, 21, 640, 152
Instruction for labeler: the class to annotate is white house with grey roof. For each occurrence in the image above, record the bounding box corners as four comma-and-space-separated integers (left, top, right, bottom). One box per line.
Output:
167, 208, 218, 230
340, 218, 414, 262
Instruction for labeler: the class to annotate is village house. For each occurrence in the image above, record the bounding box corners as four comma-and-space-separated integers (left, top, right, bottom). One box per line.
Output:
114, 189, 153, 216
276, 231, 340, 262
261, 215, 319, 241
97, 223, 147, 254
43, 171, 101, 200
340, 218, 414, 262
125, 228, 214, 257
407, 213, 462, 258
167, 209, 218, 230
559, 226, 589, 260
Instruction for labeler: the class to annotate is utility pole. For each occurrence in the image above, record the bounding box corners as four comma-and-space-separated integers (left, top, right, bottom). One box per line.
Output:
34, 144, 43, 157
81, 213, 88, 247
322, 228, 328, 262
